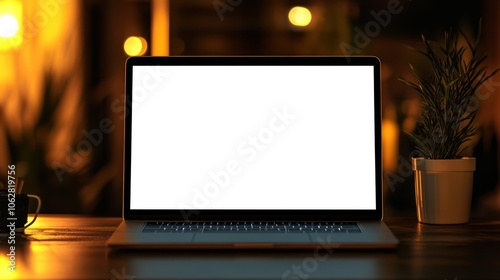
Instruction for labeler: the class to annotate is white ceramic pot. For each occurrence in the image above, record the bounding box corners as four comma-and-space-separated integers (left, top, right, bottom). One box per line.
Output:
412, 157, 476, 224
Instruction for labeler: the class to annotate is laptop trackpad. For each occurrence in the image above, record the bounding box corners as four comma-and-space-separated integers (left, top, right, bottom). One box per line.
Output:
194, 233, 311, 244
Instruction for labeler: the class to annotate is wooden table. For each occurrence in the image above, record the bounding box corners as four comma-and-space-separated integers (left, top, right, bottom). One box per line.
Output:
1, 215, 500, 279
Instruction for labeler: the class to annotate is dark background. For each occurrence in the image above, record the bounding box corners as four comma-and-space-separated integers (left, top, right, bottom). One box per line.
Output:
0, 0, 499, 217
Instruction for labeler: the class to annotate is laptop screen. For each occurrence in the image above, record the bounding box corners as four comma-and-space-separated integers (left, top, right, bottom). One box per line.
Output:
127, 57, 379, 213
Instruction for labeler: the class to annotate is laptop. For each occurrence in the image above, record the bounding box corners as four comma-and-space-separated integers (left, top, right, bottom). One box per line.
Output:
106, 56, 399, 249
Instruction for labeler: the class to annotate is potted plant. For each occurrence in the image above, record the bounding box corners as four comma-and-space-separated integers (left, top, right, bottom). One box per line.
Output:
400, 26, 499, 224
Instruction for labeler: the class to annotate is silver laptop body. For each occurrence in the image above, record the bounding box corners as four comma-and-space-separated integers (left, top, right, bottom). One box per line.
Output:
106, 56, 399, 249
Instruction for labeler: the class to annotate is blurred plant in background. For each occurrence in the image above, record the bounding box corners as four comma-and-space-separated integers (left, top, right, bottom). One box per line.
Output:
0, 0, 86, 212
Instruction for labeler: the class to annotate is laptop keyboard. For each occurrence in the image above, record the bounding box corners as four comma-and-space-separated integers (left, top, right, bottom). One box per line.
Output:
142, 221, 361, 233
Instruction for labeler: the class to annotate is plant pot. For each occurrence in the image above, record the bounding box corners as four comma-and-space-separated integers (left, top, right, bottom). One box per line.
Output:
412, 157, 475, 225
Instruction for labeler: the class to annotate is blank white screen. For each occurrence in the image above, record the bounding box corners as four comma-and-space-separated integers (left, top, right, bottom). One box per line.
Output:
130, 65, 376, 210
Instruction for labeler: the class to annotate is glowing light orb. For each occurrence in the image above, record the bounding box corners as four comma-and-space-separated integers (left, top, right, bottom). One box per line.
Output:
288, 6, 312, 27
124, 36, 148, 56
0, 14, 19, 38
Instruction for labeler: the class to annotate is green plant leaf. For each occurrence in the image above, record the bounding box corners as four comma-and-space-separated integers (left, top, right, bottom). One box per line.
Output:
401, 23, 499, 159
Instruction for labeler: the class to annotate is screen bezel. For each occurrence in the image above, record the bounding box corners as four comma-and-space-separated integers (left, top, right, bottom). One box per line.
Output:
123, 56, 383, 221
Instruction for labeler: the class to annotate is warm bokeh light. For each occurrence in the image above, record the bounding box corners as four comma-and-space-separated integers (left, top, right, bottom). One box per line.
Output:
0, 0, 22, 50
0, 254, 15, 279
152, 0, 169, 55
288, 6, 312, 27
0, 14, 19, 38
124, 36, 148, 56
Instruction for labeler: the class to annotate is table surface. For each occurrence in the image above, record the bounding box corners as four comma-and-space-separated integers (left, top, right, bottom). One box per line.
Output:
1, 215, 500, 280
